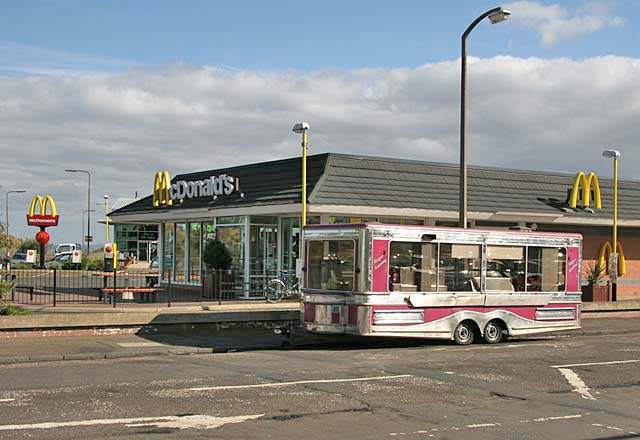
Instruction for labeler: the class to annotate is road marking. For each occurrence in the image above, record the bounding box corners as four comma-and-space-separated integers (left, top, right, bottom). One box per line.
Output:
188, 374, 413, 392
0, 414, 263, 431
558, 368, 596, 400
551, 359, 640, 368
0, 399, 15, 403
466, 423, 499, 428
533, 415, 582, 422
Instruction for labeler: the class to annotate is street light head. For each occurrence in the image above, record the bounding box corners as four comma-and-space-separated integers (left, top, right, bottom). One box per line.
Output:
65, 169, 78, 173
292, 122, 310, 133
488, 8, 511, 24
602, 149, 621, 159
104, 194, 109, 200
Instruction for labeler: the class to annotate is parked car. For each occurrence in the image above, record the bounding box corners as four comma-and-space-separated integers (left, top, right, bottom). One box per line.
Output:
9, 252, 33, 265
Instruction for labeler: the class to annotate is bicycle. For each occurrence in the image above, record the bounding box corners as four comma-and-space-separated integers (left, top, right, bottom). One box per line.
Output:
264, 271, 301, 303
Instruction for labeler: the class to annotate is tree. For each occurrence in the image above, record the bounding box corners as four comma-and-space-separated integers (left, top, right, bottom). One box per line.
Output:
18, 238, 39, 253
203, 238, 232, 271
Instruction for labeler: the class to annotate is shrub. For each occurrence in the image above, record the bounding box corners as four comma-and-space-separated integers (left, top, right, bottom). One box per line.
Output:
0, 304, 31, 315
203, 238, 233, 271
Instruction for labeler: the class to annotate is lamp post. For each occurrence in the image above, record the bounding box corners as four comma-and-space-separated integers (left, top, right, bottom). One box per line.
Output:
459, 7, 511, 228
602, 149, 621, 301
65, 169, 91, 253
82, 209, 96, 253
5, 190, 26, 257
293, 122, 310, 227
98, 195, 110, 243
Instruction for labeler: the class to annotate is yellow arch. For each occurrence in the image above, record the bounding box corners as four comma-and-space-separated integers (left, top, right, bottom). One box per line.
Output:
153, 171, 172, 207
28, 195, 43, 216
597, 240, 626, 276
569, 172, 602, 209
28, 195, 57, 217
43, 196, 57, 217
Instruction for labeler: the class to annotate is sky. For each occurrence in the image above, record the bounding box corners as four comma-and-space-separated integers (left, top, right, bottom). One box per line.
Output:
1, 0, 639, 246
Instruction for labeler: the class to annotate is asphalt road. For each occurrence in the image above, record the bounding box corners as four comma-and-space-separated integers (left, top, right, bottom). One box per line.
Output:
0, 332, 639, 439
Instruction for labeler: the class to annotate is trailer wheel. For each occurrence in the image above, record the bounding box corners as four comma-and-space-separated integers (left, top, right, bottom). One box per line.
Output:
453, 321, 475, 345
483, 320, 505, 344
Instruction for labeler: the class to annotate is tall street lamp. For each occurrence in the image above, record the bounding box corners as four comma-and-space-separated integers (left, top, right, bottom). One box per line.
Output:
602, 149, 621, 301
98, 195, 110, 243
65, 169, 91, 253
82, 209, 96, 252
5, 190, 26, 256
459, 7, 511, 228
293, 122, 310, 227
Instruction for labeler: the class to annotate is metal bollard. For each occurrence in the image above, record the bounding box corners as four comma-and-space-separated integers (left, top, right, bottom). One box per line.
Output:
113, 269, 117, 308
53, 268, 57, 307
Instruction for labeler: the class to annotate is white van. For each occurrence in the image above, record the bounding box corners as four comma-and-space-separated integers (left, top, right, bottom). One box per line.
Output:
54, 243, 81, 256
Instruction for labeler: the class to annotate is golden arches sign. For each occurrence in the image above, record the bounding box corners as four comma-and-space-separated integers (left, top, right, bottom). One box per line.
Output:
569, 172, 601, 209
26, 195, 59, 227
153, 171, 172, 207
598, 241, 626, 276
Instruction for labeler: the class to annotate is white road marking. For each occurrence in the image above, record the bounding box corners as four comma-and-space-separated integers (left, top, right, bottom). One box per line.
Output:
117, 342, 166, 348
188, 374, 413, 392
533, 415, 582, 422
0, 414, 263, 431
557, 368, 596, 400
551, 359, 640, 368
0, 399, 15, 403
466, 423, 499, 428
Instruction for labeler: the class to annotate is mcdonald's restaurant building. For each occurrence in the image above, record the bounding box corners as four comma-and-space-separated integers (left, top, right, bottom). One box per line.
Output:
108, 153, 640, 300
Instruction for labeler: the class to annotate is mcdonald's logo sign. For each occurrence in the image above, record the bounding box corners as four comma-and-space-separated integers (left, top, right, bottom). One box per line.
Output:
153, 171, 173, 207
598, 241, 626, 276
26, 195, 59, 227
152, 169, 240, 207
569, 172, 601, 209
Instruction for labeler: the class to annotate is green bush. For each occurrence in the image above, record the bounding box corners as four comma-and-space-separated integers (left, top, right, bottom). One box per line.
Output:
0, 304, 31, 315
203, 238, 233, 270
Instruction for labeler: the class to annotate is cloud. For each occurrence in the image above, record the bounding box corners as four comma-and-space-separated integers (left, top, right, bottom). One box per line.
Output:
505, 1, 624, 46
1, 56, 639, 243
0, 41, 139, 76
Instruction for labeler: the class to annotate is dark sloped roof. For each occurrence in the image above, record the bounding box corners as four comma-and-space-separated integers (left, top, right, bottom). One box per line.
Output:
310, 154, 640, 220
110, 152, 640, 221
110, 154, 328, 215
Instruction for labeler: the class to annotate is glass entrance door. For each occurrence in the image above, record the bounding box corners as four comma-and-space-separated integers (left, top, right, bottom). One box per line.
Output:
249, 225, 278, 293
137, 241, 158, 262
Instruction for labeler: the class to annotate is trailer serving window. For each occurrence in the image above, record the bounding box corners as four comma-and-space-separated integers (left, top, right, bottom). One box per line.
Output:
307, 240, 355, 291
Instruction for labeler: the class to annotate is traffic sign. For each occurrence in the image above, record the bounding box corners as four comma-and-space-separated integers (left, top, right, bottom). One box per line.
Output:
26, 249, 36, 263
72, 250, 82, 264
85, 235, 93, 242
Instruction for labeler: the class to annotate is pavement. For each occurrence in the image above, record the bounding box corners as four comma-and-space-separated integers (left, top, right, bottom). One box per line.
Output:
0, 316, 639, 366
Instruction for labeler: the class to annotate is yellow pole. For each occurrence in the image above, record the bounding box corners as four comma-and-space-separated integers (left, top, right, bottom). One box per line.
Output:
302, 130, 308, 227
613, 157, 618, 254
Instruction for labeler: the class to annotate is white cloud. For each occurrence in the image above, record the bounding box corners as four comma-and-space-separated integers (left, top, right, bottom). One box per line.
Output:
505, 1, 624, 45
1, 55, 639, 243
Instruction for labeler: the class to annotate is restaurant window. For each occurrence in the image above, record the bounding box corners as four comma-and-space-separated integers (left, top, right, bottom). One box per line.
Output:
486, 246, 526, 292
175, 223, 186, 282
216, 225, 244, 271
380, 218, 423, 226
527, 247, 566, 292
162, 223, 174, 281
439, 243, 481, 292
307, 240, 355, 291
189, 223, 202, 283
389, 242, 437, 292
216, 216, 244, 225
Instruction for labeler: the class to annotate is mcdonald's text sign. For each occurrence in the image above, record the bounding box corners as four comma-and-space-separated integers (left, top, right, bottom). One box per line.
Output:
26, 195, 59, 227
153, 170, 239, 207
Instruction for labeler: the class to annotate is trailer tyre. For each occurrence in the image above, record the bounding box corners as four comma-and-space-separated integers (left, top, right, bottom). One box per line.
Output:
453, 321, 475, 345
483, 320, 505, 344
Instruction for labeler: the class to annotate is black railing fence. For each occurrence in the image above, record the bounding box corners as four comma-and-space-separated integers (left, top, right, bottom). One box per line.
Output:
1, 268, 272, 307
